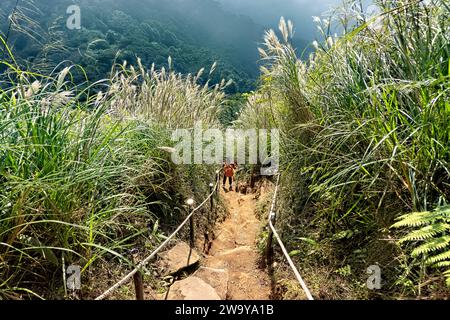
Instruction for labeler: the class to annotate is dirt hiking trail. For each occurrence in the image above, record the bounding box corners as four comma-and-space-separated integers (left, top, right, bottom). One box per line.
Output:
161, 186, 271, 300
204, 188, 271, 299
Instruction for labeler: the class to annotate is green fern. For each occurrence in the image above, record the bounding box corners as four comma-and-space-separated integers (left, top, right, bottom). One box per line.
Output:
392, 209, 450, 228
411, 236, 450, 257
435, 261, 450, 267
445, 271, 450, 287
427, 251, 450, 265
392, 205, 450, 286
397, 223, 450, 243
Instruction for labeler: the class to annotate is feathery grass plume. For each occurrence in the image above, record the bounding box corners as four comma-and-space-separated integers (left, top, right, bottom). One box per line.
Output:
239, 0, 449, 294
258, 16, 314, 133
0, 52, 225, 298
106, 59, 227, 128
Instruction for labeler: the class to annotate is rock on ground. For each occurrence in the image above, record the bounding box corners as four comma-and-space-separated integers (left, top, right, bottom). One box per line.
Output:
167, 276, 221, 300
193, 267, 229, 300
158, 242, 201, 275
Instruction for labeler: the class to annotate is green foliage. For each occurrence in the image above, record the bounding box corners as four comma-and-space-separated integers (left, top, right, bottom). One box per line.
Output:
335, 265, 352, 277
218, 93, 247, 126
393, 206, 450, 286
239, 0, 449, 297
0, 49, 224, 298
0, 0, 262, 93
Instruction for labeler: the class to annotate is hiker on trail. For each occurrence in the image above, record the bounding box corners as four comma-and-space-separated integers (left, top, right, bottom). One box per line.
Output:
223, 161, 237, 191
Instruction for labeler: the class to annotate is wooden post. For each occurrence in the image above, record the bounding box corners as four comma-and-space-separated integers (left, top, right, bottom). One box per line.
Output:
130, 252, 144, 300
187, 199, 195, 248
133, 270, 144, 300
189, 215, 195, 248
250, 166, 256, 189
215, 170, 220, 197
265, 211, 276, 268
209, 183, 214, 220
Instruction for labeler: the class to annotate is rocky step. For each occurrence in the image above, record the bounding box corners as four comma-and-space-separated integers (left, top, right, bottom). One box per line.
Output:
157, 242, 201, 276
166, 276, 221, 300
193, 267, 229, 300
166, 267, 229, 300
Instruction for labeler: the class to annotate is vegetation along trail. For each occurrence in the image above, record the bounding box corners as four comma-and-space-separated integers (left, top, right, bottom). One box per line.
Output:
0, 0, 448, 301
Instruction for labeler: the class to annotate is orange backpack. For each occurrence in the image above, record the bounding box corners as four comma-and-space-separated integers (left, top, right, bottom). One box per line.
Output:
224, 164, 235, 177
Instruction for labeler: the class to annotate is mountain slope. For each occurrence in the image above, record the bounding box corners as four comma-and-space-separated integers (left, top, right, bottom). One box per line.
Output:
1, 0, 266, 93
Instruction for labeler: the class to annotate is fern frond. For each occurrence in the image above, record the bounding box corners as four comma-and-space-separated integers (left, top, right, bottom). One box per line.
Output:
399, 223, 450, 243
394, 206, 450, 287
444, 270, 450, 287
392, 207, 450, 228
426, 250, 450, 265
434, 261, 450, 268
411, 236, 450, 257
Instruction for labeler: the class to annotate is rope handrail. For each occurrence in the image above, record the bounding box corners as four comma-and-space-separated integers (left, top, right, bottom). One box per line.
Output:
267, 173, 314, 301
95, 168, 313, 301
95, 171, 221, 300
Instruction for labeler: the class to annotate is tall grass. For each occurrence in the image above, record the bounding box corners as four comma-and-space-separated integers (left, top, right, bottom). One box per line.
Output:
106, 59, 229, 128
240, 0, 449, 297
0, 51, 225, 298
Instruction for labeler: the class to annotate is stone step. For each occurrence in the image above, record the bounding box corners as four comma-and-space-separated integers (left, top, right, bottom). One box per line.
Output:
215, 245, 253, 257
193, 267, 229, 300
207, 246, 259, 273
157, 242, 201, 276
166, 276, 221, 300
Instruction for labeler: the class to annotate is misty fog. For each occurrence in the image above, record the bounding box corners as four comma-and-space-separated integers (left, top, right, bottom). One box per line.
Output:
218, 0, 342, 39
1, 0, 373, 92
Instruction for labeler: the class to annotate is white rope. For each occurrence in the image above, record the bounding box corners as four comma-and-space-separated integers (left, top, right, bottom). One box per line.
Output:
95, 175, 221, 300
96, 169, 313, 300
268, 174, 314, 300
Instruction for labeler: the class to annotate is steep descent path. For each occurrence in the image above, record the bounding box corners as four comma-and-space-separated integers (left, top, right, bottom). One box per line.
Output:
204, 188, 271, 300
163, 187, 271, 300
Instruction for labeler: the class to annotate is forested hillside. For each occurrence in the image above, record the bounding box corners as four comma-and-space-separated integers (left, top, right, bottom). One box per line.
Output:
0, 0, 272, 93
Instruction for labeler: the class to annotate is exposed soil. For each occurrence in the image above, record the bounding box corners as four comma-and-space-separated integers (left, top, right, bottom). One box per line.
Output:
203, 187, 271, 300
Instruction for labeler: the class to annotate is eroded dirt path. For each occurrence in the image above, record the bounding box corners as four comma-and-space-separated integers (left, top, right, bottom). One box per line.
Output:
204, 188, 271, 300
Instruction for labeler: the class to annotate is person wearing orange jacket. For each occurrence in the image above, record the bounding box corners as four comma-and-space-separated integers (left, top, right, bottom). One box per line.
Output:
223, 161, 237, 191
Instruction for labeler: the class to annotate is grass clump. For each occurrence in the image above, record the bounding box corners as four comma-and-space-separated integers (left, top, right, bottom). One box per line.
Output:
239, 0, 449, 298
0, 51, 226, 299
